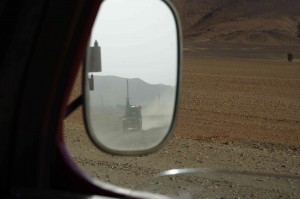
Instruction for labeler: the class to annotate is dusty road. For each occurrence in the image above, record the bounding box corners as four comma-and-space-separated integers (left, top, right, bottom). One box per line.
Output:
64, 42, 300, 198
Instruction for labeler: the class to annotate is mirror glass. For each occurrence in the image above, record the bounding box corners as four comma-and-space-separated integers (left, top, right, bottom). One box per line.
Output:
84, 0, 179, 154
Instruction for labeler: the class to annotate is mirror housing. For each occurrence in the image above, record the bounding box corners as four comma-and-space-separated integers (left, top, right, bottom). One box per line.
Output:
83, 0, 182, 155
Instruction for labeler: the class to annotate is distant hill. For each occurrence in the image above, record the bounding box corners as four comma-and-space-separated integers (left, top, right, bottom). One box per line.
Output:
89, 76, 175, 111
170, 0, 300, 44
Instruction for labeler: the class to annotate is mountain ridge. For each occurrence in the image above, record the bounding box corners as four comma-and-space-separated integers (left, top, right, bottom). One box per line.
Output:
89, 76, 175, 110
170, 0, 300, 44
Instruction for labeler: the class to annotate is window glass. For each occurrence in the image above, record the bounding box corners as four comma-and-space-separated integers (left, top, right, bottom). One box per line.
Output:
64, 0, 300, 198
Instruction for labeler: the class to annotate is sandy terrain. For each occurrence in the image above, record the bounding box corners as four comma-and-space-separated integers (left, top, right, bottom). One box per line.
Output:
177, 48, 300, 148
64, 42, 300, 198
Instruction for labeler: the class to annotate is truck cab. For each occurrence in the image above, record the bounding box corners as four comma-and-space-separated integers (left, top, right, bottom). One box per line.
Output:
122, 105, 142, 132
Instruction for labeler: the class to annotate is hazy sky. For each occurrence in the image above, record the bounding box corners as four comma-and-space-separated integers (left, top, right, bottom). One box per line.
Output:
89, 0, 178, 86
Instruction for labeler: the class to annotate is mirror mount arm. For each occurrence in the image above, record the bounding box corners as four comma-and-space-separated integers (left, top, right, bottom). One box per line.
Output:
65, 95, 83, 117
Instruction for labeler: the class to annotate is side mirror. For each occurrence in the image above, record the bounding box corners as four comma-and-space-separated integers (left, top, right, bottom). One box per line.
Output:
84, 0, 181, 155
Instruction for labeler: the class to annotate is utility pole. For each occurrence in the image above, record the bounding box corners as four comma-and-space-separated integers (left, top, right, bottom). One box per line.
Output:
100, 95, 103, 111
126, 79, 130, 113
158, 93, 160, 106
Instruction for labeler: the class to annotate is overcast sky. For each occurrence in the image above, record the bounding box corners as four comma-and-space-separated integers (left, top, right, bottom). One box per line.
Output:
89, 0, 178, 86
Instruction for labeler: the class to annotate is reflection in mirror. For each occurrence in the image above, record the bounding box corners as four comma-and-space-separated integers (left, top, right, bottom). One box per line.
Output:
84, 0, 179, 153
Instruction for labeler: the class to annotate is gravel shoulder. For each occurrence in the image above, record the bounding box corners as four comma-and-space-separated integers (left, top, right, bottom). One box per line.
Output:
64, 120, 300, 198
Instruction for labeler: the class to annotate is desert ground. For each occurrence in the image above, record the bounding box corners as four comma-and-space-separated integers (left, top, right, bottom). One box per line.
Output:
64, 41, 300, 198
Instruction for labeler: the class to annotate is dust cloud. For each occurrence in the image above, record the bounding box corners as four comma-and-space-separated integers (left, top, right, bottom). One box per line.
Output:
86, 88, 176, 152
141, 99, 175, 131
